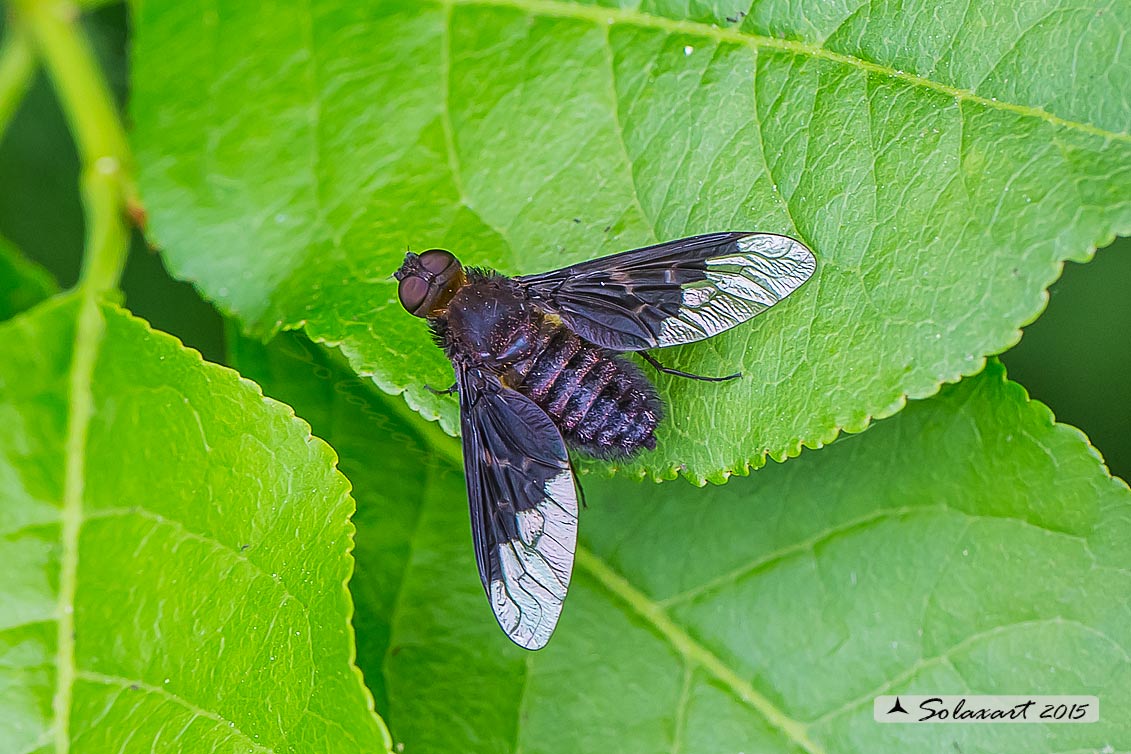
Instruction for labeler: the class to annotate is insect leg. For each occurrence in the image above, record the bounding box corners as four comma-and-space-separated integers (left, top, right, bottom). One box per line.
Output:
639, 352, 741, 383
425, 382, 458, 395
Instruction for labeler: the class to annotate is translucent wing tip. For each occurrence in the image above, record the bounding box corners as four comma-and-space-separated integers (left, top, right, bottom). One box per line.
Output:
735, 232, 816, 292
479, 448, 578, 651
654, 233, 816, 347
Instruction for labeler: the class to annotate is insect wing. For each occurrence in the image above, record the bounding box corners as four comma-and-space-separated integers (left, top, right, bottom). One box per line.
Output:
458, 367, 579, 650
517, 232, 815, 351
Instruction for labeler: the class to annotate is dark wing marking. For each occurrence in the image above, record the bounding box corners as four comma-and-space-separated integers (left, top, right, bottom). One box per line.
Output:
516, 232, 815, 351
458, 366, 579, 650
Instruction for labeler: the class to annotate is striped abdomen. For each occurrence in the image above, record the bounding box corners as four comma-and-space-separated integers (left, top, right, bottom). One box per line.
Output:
512, 324, 662, 459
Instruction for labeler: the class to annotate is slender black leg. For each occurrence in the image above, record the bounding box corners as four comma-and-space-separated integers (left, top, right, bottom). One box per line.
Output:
640, 352, 741, 382
425, 382, 458, 395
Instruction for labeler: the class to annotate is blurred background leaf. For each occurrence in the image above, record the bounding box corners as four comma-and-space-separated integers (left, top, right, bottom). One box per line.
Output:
0, 235, 56, 319
233, 330, 1131, 754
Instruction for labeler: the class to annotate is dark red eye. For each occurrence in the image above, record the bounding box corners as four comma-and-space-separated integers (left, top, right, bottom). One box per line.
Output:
398, 276, 430, 315
419, 249, 456, 274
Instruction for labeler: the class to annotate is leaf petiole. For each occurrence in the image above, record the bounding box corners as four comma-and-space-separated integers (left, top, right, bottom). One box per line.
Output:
0, 21, 35, 143
12, 0, 134, 294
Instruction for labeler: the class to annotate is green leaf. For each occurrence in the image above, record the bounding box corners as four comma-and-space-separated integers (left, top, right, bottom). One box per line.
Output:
132, 0, 1131, 483
0, 297, 390, 753
234, 335, 1131, 753
0, 236, 57, 320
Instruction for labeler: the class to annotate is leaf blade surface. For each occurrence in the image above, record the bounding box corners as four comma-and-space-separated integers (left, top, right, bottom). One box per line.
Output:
133, 0, 1131, 481
0, 298, 390, 753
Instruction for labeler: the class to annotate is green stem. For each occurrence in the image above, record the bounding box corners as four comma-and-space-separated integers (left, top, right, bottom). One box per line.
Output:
79, 158, 131, 293
14, 0, 133, 293
0, 22, 35, 142
6, 3, 136, 750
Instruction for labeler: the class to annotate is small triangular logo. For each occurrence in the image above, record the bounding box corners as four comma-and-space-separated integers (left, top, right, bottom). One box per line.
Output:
887, 697, 909, 715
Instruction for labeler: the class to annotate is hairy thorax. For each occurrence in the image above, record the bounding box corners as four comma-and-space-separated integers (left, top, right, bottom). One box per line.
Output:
435, 270, 662, 459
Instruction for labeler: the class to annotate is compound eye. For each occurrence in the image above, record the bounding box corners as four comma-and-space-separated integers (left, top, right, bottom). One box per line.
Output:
419, 249, 456, 274
398, 276, 430, 315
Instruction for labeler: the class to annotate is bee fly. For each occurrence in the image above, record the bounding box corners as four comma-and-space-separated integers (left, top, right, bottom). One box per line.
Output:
394, 232, 815, 649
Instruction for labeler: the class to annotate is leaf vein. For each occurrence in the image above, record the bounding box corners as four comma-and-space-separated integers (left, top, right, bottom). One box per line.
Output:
973, 6, 1076, 94
441, 4, 520, 268
443, 0, 1131, 143
299, 0, 326, 225
749, 51, 807, 246
54, 294, 106, 754
576, 547, 826, 754
661, 501, 1108, 610
85, 507, 313, 613
601, 24, 658, 242
669, 662, 692, 754
76, 670, 273, 753
660, 504, 944, 608
809, 616, 1131, 726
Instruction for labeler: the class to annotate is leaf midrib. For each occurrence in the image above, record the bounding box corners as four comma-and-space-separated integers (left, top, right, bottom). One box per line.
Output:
441, 0, 1131, 144
55, 292, 103, 754
574, 548, 826, 754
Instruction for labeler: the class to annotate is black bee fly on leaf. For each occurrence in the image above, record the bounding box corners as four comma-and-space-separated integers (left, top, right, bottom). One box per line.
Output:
394, 232, 815, 649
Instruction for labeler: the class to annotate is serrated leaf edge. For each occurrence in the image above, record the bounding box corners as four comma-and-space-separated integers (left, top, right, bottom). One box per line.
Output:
4, 294, 393, 753
138, 0, 1130, 485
